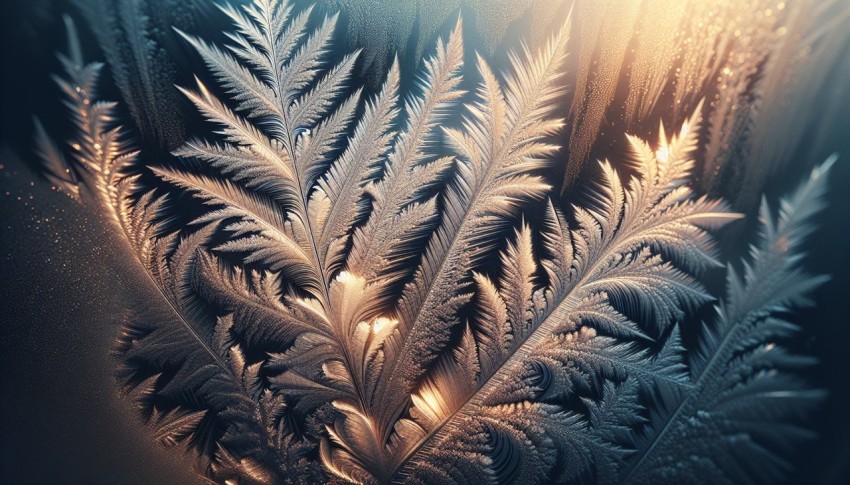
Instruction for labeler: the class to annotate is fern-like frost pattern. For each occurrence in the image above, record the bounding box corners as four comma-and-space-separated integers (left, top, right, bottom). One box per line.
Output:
34, 1, 834, 484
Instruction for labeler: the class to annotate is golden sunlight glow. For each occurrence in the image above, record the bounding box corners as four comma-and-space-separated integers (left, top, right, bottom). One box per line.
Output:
412, 383, 447, 426
564, 0, 848, 201
419, 388, 441, 413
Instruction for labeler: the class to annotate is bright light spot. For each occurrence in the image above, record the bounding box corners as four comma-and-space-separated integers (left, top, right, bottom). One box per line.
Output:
372, 317, 391, 334
336, 270, 355, 283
